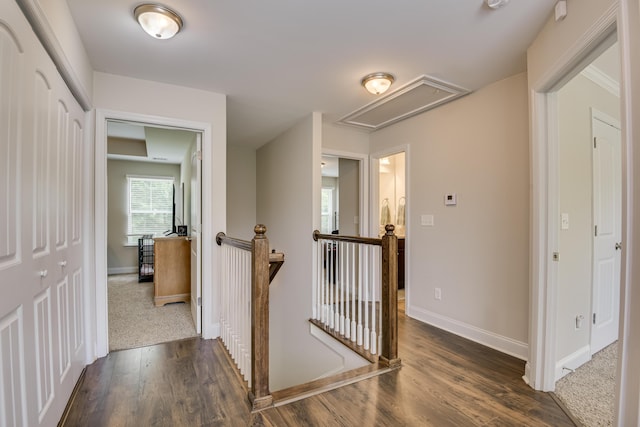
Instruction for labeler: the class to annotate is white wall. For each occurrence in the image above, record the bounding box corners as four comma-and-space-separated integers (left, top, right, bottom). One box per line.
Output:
257, 113, 357, 390
370, 73, 531, 358
556, 73, 620, 368
106, 159, 181, 273
93, 72, 226, 341
227, 145, 257, 240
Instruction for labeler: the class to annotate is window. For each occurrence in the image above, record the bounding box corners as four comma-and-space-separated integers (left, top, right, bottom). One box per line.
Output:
321, 187, 334, 234
127, 176, 174, 245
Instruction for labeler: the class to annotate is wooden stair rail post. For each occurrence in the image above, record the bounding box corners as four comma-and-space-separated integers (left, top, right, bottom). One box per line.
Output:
249, 224, 273, 410
380, 224, 401, 367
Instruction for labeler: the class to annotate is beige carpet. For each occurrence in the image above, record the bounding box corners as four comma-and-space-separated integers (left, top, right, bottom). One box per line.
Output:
108, 274, 198, 351
555, 343, 617, 427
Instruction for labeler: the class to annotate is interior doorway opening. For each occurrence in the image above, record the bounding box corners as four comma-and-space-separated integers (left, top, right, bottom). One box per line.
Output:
104, 119, 203, 352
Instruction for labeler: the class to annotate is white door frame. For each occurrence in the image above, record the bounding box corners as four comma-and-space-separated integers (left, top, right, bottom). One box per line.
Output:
94, 109, 211, 358
527, 12, 620, 391
321, 148, 370, 237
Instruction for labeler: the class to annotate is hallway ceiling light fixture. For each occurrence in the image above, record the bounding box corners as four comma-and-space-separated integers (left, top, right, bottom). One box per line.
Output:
486, 0, 510, 9
361, 72, 395, 95
134, 4, 183, 40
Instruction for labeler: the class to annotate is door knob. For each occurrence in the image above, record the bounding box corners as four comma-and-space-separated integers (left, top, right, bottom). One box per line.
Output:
615, 242, 622, 250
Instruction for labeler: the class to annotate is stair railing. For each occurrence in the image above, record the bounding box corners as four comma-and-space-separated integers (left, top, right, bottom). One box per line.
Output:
216, 224, 284, 411
311, 224, 400, 367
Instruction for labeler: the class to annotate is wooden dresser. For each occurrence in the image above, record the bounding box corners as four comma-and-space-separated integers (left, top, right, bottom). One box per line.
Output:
153, 236, 191, 307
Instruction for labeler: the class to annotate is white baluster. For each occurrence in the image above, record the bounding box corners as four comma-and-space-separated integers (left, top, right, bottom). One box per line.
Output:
350, 243, 357, 342
363, 245, 370, 351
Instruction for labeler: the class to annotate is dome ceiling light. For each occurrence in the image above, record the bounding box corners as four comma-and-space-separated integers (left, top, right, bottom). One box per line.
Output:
134, 4, 183, 40
361, 72, 395, 95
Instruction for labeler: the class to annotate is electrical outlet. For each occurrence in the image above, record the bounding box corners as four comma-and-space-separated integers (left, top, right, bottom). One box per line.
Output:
434, 288, 442, 300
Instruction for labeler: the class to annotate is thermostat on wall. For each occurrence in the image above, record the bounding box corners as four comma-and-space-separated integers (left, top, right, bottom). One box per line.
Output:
444, 193, 457, 206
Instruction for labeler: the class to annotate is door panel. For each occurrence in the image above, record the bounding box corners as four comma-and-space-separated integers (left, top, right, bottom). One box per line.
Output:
591, 116, 621, 355
0, 2, 86, 426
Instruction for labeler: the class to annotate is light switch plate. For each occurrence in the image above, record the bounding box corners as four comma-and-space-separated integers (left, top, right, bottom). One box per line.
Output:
421, 214, 434, 226
561, 213, 569, 230
444, 193, 457, 206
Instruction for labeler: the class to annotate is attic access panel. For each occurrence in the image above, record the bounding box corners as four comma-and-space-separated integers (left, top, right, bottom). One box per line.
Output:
338, 75, 470, 131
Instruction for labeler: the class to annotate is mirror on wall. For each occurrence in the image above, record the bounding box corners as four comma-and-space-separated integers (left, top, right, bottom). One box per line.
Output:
321, 155, 360, 236
379, 152, 406, 237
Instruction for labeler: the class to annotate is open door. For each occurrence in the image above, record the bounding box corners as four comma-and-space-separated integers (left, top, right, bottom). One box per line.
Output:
190, 134, 202, 333
591, 114, 621, 355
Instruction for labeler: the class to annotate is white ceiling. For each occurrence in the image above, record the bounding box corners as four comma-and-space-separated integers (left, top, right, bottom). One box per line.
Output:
66, 0, 558, 148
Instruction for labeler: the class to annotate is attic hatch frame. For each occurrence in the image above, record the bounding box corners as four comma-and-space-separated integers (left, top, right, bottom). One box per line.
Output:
337, 75, 471, 131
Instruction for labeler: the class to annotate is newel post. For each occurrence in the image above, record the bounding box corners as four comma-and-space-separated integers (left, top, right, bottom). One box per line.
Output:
380, 224, 401, 367
249, 224, 273, 410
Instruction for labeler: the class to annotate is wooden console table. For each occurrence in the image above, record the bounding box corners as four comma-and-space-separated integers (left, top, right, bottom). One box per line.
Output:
153, 236, 191, 307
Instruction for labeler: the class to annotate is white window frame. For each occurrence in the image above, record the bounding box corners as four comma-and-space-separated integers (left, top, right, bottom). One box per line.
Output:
126, 175, 175, 245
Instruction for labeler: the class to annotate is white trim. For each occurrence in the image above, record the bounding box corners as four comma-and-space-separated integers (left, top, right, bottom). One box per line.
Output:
408, 305, 529, 361
555, 345, 591, 381
94, 109, 213, 358
107, 267, 137, 275
581, 65, 621, 97
529, 6, 618, 392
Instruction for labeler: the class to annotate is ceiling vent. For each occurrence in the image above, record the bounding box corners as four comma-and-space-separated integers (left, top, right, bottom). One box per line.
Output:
338, 75, 470, 131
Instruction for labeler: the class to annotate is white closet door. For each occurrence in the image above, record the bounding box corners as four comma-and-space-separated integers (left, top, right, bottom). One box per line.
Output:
0, 2, 86, 426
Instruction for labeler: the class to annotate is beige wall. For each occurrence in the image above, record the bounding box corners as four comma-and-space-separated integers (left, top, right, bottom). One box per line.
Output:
94, 71, 226, 339
370, 73, 530, 356
338, 158, 359, 236
322, 119, 370, 154
227, 145, 257, 240
257, 113, 360, 389
106, 159, 180, 273
556, 73, 620, 366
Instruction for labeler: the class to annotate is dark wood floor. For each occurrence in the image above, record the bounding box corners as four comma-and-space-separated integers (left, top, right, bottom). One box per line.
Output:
61, 305, 575, 426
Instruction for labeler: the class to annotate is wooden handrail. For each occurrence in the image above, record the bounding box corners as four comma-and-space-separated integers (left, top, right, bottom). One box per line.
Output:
312, 230, 382, 246
313, 224, 400, 369
216, 232, 251, 251
216, 225, 285, 411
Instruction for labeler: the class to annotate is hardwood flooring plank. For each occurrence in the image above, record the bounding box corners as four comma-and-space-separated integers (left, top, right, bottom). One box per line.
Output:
61, 309, 575, 427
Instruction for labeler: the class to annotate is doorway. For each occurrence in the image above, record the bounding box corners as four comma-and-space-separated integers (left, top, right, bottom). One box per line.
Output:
105, 121, 202, 351
372, 149, 408, 305
94, 109, 211, 357
552, 40, 621, 424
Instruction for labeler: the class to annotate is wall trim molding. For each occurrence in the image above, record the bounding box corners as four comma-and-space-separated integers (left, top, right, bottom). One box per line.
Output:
407, 305, 528, 361
581, 65, 620, 97
106, 267, 137, 275
555, 345, 591, 381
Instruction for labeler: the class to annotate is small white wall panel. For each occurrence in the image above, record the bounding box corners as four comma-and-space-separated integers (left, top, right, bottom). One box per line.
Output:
33, 290, 54, 421
72, 269, 83, 352
0, 307, 27, 427
56, 278, 70, 381
55, 100, 68, 250
32, 71, 51, 258
71, 120, 82, 245
0, 23, 22, 271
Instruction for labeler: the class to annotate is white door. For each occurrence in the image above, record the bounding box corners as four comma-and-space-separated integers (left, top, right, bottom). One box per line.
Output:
190, 135, 202, 333
0, 2, 87, 426
591, 114, 622, 355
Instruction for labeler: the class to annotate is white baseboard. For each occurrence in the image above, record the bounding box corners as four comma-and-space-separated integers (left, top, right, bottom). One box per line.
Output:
555, 345, 591, 381
406, 305, 529, 361
107, 267, 137, 275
